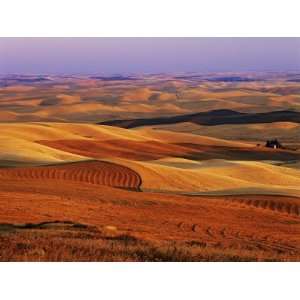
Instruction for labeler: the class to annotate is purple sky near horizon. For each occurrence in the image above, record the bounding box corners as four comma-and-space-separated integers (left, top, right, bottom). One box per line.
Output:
0, 38, 300, 75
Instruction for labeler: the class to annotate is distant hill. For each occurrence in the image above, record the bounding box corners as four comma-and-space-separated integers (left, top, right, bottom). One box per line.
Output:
89, 76, 138, 81
175, 75, 259, 82
98, 109, 300, 128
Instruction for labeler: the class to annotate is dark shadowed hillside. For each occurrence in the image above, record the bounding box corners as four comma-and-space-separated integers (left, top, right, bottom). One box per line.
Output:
99, 110, 300, 128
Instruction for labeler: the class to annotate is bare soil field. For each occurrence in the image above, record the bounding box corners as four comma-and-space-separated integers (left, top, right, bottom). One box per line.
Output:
0, 161, 142, 190
0, 178, 299, 261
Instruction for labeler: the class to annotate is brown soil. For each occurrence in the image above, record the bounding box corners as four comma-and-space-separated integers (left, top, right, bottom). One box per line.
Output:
0, 178, 299, 261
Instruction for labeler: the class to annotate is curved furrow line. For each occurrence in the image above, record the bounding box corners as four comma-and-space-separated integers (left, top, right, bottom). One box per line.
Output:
115, 171, 122, 187
191, 224, 198, 232
177, 222, 184, 229
123, 171, 130, 188
77, 169, 84, 182
205, 227, 214, 238
84, 170, 92, 183
90, 170, 98, 184
62, 169, 68, 180
109, 170, 117, 187
117, 169, 126, 187
95, 170, 101, 184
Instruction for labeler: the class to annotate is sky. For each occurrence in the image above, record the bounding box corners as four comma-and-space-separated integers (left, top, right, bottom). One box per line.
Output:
0, 38, 300, 75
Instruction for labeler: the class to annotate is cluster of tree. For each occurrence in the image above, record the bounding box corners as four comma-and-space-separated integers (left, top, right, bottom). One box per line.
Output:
265, 139, 283, 149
